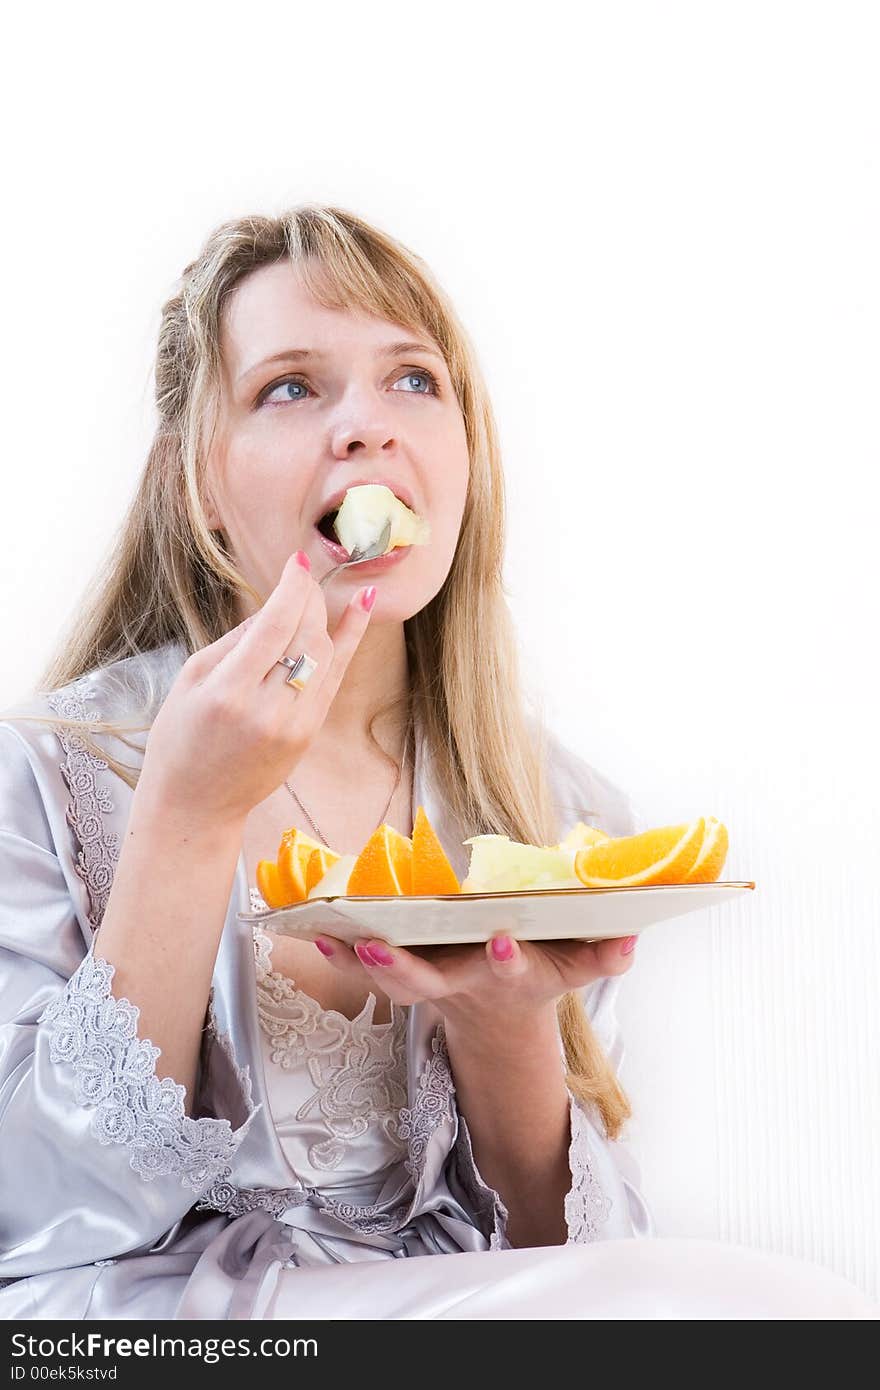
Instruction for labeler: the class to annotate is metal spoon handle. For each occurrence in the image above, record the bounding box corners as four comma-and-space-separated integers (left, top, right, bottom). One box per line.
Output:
317, 518, 393, 592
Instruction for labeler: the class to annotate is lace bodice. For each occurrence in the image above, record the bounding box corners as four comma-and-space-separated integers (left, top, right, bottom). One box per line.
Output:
249, 888, 409, 1187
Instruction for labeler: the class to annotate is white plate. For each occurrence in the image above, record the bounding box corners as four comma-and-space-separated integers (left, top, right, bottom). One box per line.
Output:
238, 881, 756, 947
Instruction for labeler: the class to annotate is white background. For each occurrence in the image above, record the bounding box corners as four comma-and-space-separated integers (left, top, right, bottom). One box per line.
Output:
1, 2, 877, 1299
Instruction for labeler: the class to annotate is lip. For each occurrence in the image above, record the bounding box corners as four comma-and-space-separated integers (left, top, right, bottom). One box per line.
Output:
311, 477, 418, 526
314, 530, 413, 570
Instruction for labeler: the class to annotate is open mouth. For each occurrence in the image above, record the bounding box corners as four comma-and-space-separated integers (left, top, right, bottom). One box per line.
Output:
315, 508, 340, 542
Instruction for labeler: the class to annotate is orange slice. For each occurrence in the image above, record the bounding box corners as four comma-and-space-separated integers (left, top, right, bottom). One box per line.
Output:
347, 824, 413, 895
411, 805, 460, 895
681, 816, 728, 883
305, 845, 342, 894
574, 818, 706, 887
256, 858, 291, 909
277, 828, 326, 903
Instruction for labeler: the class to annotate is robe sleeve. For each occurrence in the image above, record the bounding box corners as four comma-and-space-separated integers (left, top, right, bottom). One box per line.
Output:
0, 721, 258, 1278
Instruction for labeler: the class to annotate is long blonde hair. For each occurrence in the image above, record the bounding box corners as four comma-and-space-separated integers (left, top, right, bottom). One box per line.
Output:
6, 204, 630, 1139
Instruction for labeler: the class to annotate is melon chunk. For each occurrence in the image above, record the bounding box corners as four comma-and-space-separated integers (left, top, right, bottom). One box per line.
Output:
460, 834, 583, 893
332, 484, 430, 556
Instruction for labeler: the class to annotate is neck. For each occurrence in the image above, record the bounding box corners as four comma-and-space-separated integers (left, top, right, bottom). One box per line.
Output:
307, 619, 411, 758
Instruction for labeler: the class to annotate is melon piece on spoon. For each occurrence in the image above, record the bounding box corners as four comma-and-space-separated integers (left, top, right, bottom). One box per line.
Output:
333, 483, 430, 557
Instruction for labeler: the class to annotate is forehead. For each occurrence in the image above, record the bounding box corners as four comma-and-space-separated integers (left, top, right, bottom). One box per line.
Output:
221, 259, 418, 373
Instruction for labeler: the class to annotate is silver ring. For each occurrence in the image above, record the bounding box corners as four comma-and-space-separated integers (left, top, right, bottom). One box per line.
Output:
276, 652, 319, 691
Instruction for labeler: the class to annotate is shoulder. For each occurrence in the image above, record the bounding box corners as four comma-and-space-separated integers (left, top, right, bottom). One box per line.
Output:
1, 639, 187, 749
0, 640, 187, 836
0, 641, 188, 927
45, 638, 187, 727
527, 714, 643, 839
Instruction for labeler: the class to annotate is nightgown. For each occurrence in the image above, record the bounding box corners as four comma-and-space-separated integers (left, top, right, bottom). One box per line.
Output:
0, 640, 875, 1320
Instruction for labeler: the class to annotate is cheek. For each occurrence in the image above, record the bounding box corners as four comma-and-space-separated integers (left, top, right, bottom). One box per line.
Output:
428, 414, 470, 518
218, 432, 306, 524
209, 432, 313, 587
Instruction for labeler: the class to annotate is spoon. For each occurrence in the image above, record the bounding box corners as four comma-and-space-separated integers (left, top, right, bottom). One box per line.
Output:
317, 518, 394, 592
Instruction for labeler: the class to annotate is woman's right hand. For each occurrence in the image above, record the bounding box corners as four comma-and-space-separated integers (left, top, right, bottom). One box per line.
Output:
137, 551, 376, 829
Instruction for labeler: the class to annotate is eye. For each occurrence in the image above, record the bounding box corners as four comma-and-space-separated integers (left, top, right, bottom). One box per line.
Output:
259, 375, 310, 406
256, 365, 441, 408
391, 369, 440, 396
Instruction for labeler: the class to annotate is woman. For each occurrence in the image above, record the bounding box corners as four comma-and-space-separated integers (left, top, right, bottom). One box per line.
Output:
0, 205, 873, 1321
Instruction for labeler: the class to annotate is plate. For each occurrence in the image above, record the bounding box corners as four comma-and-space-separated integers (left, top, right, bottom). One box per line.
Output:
238, 881, 756, 947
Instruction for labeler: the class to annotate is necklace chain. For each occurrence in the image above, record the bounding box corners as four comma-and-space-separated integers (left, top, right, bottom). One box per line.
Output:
283, 716, 414, 849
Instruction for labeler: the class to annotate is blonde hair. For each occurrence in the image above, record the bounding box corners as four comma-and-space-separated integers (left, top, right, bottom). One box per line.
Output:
5, 204, 631, 1139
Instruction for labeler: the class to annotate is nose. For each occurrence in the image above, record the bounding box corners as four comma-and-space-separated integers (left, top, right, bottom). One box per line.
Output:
329, 385, 398, 459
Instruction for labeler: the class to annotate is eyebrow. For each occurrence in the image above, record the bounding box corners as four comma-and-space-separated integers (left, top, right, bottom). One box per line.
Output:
237, 339, 445, 385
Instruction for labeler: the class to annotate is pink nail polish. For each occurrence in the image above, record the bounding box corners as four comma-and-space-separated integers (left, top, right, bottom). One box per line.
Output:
294, 550, 311, 571
490, 935, 514, 962
355, 942, 377, 967
367, 942, 394, 966
361, 585, 377, 612
314, 938, 334, 957
620, 935, 638, 956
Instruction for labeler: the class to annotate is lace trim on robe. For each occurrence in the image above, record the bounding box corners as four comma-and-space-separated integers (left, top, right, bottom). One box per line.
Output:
41, 678, 252, 1191
47, 680, 121, 931
563, 1093, 613, 1243
396, 1027, 456, 1181
251, 920, 409, 1172
37, 951, 245, 1191
446, 1059, 613, 1247
451, 1110, 511, 1251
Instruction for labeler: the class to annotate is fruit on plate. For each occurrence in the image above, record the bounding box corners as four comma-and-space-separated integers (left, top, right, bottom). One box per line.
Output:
330, 483, 430, 558
310, 808, 463, 899
411, 806, 461, 895
460, 835, 583, 893
557, 821, 612, 852
307, 854, 357, 900
255, 858, 288, 909
255, 808, 730, 905
347, 823, 414, 895
257, 828, 323, 908
574, 819, 708, 888
278, 828, 328, 902
680, 816, 729, 884
305, 845, 342, 894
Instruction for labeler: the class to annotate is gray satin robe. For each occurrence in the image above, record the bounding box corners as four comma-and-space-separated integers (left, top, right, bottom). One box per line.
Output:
0, 639, 651, 1320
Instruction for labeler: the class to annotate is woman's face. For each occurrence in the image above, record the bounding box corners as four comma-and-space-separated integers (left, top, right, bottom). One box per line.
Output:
205, 259, 470, 624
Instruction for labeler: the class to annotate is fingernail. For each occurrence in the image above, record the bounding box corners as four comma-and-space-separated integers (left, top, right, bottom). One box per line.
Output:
355, 942, 379, 967
314, 938, 334, 957
361, 585, 377, 612
620, 935, 638, 956
490, 935, 515, 962
366, 941, 394, 966
294, 550, 311, 571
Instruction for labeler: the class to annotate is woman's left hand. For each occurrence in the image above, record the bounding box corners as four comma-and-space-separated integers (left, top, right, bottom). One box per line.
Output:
312, 925, 639, 1028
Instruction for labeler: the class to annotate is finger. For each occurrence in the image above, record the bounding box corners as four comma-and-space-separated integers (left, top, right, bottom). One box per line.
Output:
311, 932, 436, 1007
182, 612, 260, 684
484, 933, 529, 982
311, 933, 363, 975
223, 551, 314, 683
592, 934, 639, 976
308, 585, 376, 719
345, 937, 482, 1006
537, 935, 638, 989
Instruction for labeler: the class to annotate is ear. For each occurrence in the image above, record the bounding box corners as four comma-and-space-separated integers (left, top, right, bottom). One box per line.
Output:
202, 485, 222, 532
